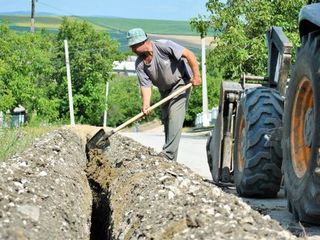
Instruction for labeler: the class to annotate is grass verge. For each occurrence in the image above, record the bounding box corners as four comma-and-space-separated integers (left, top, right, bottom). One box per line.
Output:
0, 126, 56, 161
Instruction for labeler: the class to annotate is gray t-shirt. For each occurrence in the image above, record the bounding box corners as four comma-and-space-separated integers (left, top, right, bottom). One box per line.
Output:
135, 40, 192, 92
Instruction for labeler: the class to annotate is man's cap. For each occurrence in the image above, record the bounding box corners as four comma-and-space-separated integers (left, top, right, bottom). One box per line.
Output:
126, 28, 147, 47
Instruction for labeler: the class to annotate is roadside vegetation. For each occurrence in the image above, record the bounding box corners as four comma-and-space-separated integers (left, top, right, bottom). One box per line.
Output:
0, 17, 124, 126
0, 126, 56, 161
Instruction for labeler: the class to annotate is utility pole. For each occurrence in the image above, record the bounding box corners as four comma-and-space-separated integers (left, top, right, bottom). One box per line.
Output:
201, 37, 209, 127
64, 40, 75, 126
191, 19, 210, 127
31, 0, 35, 33
103, 81, 110, 128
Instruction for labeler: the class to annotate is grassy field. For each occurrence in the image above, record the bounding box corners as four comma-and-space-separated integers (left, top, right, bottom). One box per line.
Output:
82, 17, 196, 35
0, 15, 64, 30
0, 15, 196, 35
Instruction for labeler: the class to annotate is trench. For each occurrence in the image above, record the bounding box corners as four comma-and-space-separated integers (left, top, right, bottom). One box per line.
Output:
88, 179, 111, 240
85, 148, 115, 240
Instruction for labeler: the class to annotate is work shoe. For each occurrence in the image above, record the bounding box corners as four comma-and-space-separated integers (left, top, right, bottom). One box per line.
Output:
157, 152, 170, 160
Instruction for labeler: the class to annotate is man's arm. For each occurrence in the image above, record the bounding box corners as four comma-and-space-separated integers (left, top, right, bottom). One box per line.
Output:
140, 86, 152, 115
182, 48, 202, 86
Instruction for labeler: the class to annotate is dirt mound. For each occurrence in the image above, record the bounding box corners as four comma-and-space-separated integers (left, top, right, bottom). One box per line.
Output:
0, 128, 92, 240
0, 127, 297, 239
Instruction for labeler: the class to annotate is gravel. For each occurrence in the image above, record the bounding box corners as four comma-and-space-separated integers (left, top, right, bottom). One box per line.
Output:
87, 133, 297, 240
0, 127, 302, 239
0, 128, 92, 240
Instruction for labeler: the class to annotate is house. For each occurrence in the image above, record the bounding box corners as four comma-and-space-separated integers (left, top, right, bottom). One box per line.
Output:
113, 56, 137, 76
0, 105, 26, 128
11, 105, 26, 128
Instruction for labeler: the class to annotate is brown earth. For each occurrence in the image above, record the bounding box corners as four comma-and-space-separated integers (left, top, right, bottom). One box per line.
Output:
0, 126, 311, 239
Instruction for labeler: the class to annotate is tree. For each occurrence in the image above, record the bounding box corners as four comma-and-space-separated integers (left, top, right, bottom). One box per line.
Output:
191, 0, 305, 80
0, 24, 59, 122
54, 18, 124, 125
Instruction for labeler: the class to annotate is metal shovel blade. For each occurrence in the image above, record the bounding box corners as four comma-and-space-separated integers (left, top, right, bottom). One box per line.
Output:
86, 128, 111, 153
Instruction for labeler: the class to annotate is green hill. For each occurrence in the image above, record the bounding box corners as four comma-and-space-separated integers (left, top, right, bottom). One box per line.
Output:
0, 15, 64, 30
0, 15, 207, 53
82, 17, 195, 35
0, 15, 195, 33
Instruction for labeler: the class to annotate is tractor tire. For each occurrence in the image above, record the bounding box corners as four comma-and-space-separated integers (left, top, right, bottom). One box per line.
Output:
234, 87, 283, 197
206, 133, 218, 181
283, 30, 320, 224
206, 130, 222, 183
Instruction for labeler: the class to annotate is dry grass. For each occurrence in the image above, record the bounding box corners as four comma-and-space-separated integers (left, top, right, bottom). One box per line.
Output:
0, 126, 56, 161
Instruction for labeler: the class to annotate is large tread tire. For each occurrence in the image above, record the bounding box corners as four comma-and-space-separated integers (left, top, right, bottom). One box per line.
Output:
234, 87, 283, 197
206, 133, 218, 182
283, 30, 320, 224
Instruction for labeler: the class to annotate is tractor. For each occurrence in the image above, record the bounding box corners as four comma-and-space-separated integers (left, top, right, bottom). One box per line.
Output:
206, 0, 320, 224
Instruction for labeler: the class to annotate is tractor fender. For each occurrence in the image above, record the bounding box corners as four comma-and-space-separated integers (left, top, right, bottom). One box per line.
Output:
207, 81, 243, 182
299, 3, 320, 37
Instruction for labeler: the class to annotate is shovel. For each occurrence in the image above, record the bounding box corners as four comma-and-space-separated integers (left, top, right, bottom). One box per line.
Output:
86, 82, 192, 153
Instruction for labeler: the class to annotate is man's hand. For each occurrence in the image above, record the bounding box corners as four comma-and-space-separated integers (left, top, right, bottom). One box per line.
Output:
191, 75, 202, 86
140, 87, 152, 115
142, 103, 151, 115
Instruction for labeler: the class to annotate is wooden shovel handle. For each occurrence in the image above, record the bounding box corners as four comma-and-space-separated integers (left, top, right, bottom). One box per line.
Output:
113, 82, 192, 133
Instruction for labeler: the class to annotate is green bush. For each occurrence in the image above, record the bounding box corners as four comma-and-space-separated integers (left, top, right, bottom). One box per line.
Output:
107, 75, 160, 127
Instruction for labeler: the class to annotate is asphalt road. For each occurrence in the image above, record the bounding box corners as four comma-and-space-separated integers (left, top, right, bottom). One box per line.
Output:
121, 126, 320, 239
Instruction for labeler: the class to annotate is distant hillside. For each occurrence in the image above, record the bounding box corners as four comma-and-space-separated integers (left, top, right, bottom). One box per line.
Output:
0, 15, 64, 30
0, 15, 215, 54
0, 15, 197, 34
82, 17, 196, 35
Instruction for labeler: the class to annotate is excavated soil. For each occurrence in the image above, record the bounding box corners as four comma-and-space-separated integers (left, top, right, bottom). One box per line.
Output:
0, 126, 305, 239
0, 128, 92, 240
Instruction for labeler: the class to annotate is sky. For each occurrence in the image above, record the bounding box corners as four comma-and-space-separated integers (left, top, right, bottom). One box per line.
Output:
0, 0, 209, 21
